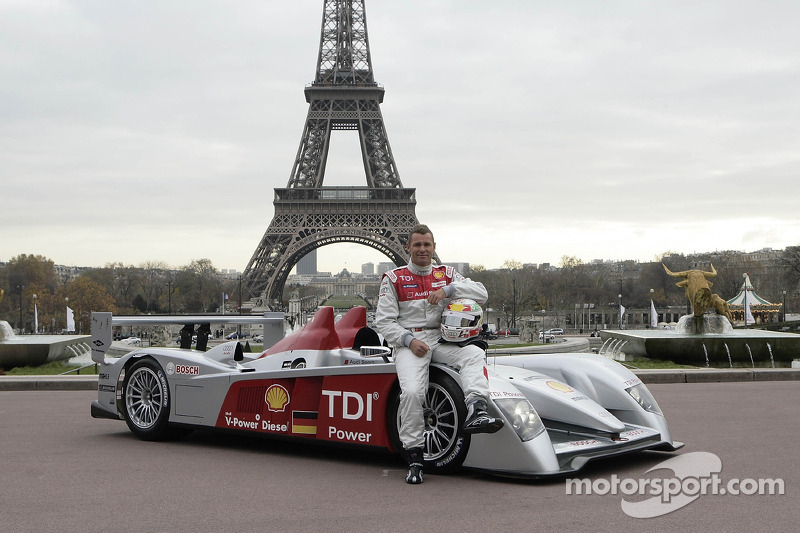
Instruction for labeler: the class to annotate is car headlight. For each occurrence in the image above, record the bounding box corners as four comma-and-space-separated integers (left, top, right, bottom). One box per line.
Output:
494, 398, 545, 442
626, 383, 663, 415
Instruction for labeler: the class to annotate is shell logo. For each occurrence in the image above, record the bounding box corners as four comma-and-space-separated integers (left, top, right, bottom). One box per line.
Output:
264, 384, 290, 412
449, 303, 467, 312
546, 380, 574, 393
433, 271, 445, 279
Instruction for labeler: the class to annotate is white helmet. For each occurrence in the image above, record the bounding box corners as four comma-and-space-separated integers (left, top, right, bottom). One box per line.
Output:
440, 298, 483, 342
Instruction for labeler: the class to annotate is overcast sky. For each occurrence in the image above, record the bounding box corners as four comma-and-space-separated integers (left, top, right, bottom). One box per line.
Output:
2, 0, 799, 275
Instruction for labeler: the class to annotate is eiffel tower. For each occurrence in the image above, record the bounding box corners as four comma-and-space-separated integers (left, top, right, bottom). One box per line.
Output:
243, 0, 435, 304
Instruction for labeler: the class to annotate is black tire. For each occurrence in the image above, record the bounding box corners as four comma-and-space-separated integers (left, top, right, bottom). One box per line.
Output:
291, 358, 307, 369
122, 358, 174, 441
388, 369, 471, 473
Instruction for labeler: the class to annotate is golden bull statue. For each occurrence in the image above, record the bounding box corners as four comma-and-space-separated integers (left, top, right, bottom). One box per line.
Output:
663, 263, 732, 320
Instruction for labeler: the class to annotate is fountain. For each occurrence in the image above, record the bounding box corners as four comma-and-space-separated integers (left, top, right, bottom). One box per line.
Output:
0, 320, 91, 370
599, 264, 800, 367
600, 315, 800, 366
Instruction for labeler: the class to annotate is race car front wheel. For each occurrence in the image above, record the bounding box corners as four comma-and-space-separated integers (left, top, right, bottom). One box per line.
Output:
389, 369, 470, 473
122, 358, 173, 441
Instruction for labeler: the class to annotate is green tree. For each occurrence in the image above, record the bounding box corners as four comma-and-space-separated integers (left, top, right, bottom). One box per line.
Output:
3, 254, 58, 291
177, 259, 220, 313
82, 262, 140, 312
0, 254, 58, 330
63, 277, 117, 334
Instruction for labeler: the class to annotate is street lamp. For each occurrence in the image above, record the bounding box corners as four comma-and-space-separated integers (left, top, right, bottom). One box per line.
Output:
783, 290, 788, 321
541, 309, 546, 341
618, 293, 623, 330
65, 297, 69, 333
649, 288, 654, 329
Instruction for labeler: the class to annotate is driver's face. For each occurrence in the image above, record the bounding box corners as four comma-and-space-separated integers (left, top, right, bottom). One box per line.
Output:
407, 232, 436, 267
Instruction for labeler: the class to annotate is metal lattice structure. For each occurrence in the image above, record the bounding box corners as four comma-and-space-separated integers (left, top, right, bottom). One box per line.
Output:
243, 0, 432, 304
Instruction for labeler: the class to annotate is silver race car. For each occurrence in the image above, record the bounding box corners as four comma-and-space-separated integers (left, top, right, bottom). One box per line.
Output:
90, 307, 682, 478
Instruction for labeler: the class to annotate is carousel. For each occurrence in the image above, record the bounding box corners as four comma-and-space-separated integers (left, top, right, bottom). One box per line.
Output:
727, 273, 782, 324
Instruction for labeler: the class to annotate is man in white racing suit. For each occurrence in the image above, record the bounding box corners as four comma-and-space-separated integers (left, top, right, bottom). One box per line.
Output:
375, 224, 503, 484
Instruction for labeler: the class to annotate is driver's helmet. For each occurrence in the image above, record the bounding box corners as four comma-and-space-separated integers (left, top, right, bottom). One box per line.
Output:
440, 298, 483, 342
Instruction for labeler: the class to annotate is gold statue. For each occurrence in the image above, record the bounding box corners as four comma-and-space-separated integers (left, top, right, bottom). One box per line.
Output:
663, 264, 732, 320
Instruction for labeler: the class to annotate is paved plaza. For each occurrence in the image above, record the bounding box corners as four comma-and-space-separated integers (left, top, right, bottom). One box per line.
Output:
1, 380, 796, 532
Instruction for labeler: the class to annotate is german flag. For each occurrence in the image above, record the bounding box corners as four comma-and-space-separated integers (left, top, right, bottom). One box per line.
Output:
291, 410, 318, 435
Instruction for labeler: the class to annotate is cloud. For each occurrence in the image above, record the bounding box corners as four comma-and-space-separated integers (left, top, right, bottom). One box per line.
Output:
2, 0, 799, 274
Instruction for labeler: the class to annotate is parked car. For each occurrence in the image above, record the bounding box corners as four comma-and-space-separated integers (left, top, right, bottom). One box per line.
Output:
225, 331, 249, 340
546, 328, 564, 335
252, 334, 263, 343
496, 328, 520, 336
174, 335, 204, 346
539, 332, 555, 342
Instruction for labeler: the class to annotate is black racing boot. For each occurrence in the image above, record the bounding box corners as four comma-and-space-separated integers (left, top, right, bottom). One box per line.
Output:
405, 447, 424, 484
463, 399, 504, 434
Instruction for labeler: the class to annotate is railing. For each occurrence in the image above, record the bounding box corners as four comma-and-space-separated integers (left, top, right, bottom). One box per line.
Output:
274, 187, 415, 202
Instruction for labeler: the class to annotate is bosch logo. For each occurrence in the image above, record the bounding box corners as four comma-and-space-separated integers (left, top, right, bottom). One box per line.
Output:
167, 362, 200, 375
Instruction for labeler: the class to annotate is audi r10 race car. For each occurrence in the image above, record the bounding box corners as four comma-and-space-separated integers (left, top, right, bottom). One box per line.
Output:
89, 306, 682, 478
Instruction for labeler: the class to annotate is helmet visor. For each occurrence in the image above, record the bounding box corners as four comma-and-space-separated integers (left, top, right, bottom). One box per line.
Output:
442, 311, 480, 328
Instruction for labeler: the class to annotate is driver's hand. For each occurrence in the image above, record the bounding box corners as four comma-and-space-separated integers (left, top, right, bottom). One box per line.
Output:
427, 288, 447, 305
409, 338, 429, 357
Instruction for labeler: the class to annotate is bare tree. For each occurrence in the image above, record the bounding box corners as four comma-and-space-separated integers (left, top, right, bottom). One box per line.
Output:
138, 260, 171, 312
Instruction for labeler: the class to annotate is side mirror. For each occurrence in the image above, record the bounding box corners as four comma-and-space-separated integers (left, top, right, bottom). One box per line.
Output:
359, 345, 392, 363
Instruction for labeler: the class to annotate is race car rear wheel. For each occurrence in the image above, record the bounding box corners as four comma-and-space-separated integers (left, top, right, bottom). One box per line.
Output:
122, 358, 173, 441
389, 369, 470, 473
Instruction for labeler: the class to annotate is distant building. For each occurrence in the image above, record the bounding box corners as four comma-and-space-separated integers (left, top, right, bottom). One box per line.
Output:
296, 249, 318, 275
361, 262, 374, 275
449, 262, 470, 275
55, 265, 86, 285
315, 269, 375, 297
219, 269, 242, 280
377, 262, 395, 275
285, 274, 315, 286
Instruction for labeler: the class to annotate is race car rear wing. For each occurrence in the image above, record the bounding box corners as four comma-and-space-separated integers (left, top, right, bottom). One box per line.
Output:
90, 312, 284, 364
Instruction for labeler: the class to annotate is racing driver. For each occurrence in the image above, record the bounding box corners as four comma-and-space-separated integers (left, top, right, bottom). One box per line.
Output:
375, 224, 503, 484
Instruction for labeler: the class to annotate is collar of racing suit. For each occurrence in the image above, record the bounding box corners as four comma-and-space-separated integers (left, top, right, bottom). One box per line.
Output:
406, 261, 434, 276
